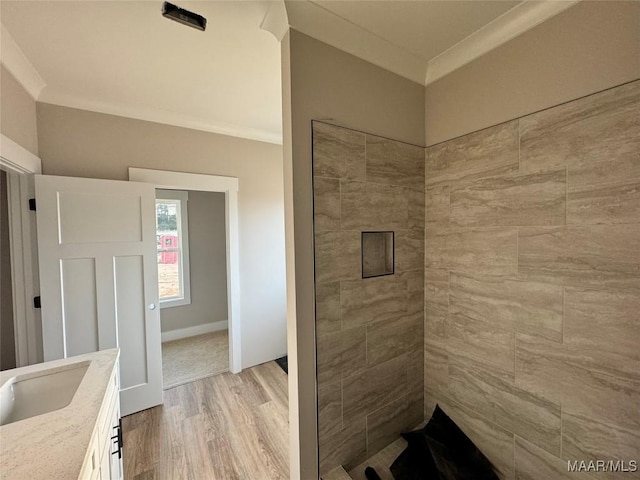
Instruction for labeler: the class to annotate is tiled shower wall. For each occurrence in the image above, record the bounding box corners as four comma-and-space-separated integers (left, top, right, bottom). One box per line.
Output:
312, 122, 425, 474
424, 80, 640, 479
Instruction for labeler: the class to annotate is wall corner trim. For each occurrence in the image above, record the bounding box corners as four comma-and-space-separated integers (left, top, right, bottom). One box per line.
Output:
425, 0, 581, 85
1, 24, 46, 100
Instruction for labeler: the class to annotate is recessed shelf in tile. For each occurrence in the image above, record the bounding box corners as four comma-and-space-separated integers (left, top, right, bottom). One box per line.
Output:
362, 231, 394, 278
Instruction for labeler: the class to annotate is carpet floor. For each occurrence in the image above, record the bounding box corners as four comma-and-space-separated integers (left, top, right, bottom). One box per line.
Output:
162, 330, 229, 389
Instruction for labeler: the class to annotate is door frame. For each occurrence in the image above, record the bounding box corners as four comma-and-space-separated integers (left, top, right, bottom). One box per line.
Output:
0, 134, 42, 367
129, 168, 242, 374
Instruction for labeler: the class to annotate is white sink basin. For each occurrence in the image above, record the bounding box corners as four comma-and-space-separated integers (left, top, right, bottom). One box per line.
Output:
0, 361, 90, 426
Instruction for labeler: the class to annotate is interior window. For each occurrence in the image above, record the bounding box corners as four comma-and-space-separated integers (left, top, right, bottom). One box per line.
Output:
155, 190, 191, 308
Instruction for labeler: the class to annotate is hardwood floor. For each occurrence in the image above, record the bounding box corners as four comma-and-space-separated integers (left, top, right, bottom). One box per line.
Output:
122, 361, 289, 480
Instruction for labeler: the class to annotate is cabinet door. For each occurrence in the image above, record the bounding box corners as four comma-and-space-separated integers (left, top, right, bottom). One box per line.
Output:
108, 403, 123, 480
100, 437, 110, 480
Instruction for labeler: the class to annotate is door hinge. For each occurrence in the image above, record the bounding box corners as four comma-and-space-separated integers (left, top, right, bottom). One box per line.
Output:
33, 296, 41, 309
28, 198, 36, 211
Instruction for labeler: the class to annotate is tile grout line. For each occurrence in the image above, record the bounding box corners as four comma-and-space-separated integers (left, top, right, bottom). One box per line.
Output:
562, 286, 565, 345
512, 433, 516, 477
560, 405, 563, 459
518, 118, 521, 172
565, 165, 568, 225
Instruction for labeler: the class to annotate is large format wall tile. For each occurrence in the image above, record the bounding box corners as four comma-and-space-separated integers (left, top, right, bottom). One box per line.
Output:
425, 268, 449, 339
366, 135, 425, 189
407, 349, 424, 398
519, 81, 640, 228
423, 82, 639, 480
515, 334, 640, 431
367, 312, 422, 367
318, 379, 342, 438
365, 392, 423, 456
519, 81, 640, 174
439, 400, 515, 480
425, 227, 517, 275
568, 179, 640, 226
319, 417, 367, 475
406, 186, 425, 230
424, 341, 450, 403
425, 184, 450, 228
313, 122, 366, 181
450, 169, 566, 227
315, 282, 341, 336
343, 354, 409, 421
564, 287, 640, 382
562, 411, 640, 480
341, 181, 409, 230
313, 122, 426, 474
449, 364, 561, 455
515, 436, 591, 480
341, 275, 408, 329
317, 327, 366, 386
518, 225, 640, 291
450, 273, 563, 342
313, 177, 341, 231
315, 230, 361, 283
446, 311, 515, 374
426, 120, 519, 186
394, 229, 424, 273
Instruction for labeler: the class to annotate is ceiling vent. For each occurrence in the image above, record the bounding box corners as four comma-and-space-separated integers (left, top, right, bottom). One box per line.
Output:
162, 2, 207, 31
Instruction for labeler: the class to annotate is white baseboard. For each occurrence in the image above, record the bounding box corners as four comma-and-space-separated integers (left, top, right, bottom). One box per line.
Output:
161, 321, 228, 343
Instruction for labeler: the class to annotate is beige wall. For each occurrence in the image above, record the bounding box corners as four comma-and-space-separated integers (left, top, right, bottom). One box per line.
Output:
36, 103, 286, 369
284, 29, 425, 479
160, 190, 228, 333
424, 81, 640, 479
313, 122, 424, 474
1, 65, 38, 155
425, 1, 640, 146
0, 171, 16, 371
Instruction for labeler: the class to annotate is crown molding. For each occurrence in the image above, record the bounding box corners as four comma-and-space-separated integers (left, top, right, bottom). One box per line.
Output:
285, 0, 427, 85
38, 90, 283, 145
425, 0, 581, 85
260, 1, 289, 42
1, 24, 46, 100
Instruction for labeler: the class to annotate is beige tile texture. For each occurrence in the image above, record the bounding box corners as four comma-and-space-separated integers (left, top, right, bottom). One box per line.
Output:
313, 122, 366, 181
313, 123, 425, 473
314, 82, 640, 476
425, 81, 640, 480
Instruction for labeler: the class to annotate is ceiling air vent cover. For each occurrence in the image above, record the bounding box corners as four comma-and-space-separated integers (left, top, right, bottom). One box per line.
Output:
162, 2, 207, 31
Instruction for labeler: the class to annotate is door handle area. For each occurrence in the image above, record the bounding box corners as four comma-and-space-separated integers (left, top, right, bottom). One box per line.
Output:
148, 303, 156, 310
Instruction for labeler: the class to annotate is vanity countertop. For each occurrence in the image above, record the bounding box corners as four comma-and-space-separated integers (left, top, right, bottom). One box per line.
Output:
0, 349, 119, 480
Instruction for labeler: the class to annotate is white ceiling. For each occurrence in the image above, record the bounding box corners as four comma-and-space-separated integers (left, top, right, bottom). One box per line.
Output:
1, 1, 577, 145
1, 1, 283, 143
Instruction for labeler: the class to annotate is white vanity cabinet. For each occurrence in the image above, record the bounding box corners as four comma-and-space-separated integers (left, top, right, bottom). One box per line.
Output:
0, 349, 122, 480
79, 362, 123, 480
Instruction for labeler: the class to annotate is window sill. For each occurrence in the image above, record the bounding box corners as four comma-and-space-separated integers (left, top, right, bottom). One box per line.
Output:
160, 296, 191, 309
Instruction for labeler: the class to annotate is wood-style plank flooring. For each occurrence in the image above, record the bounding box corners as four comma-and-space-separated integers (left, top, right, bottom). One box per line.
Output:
122, 361, 289, 480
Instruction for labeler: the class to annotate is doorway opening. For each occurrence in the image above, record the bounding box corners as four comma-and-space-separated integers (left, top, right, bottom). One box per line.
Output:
155, 188, 230, 389
128, 167, 242, 380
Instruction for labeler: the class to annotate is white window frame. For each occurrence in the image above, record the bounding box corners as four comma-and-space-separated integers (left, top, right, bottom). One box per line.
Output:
155, 189, 191, 308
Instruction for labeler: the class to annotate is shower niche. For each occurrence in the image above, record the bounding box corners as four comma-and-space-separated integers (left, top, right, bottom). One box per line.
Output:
361, 231, 394, 278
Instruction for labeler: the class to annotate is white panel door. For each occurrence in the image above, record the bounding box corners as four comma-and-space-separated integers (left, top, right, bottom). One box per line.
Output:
35, 175, 162, 416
